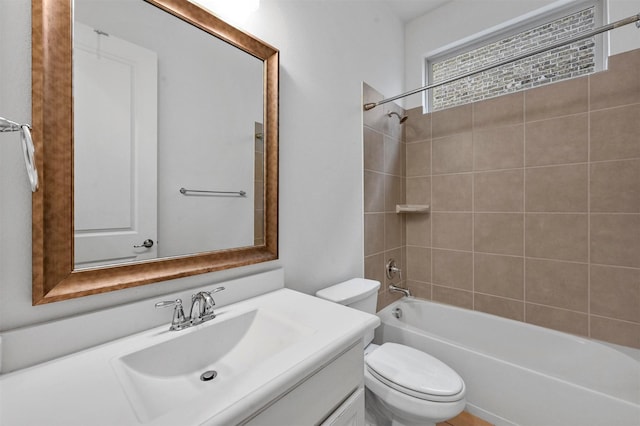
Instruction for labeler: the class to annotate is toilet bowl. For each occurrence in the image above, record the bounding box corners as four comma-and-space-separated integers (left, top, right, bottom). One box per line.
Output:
364, 343, 466, 426
316, 279, 466, 426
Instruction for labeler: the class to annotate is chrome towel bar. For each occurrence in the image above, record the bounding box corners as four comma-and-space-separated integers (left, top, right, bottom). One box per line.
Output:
179, 187, 246, 197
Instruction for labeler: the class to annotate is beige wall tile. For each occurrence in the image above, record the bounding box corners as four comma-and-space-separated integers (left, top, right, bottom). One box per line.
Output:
590, 159, 640, 213
525, 76, 588, 121
377, 287, 403, 311
590, 316, 640, 349
385, 213, 404, 251
364, 213, 384, 256
474, 294, 524, 321
474, 213, 524, 255
525, 113, 588, 166
364, 127, 384, 172
525, 304, 588, 337
432, 213, 473, 251
525, 258, 588, 312
365, 253, 386, 286
590, 49, 640, 111
432, 103, 472, 138
384, 175, 404, 212
406, 177, 430, 205
384, 135, 404, 176
474, 170, 524, 212
254, 209, 264, 244
525, 164, 588, 212
590, 214, 640, 268
406, 214, 430, 247
590, 265, 640, 323
474, 253, 524, 299
364, 171, 385, 212
406, 140, 431, 177
363, 83, 385, 132
406, 246, 431, 283
408, 280, 432, 300
405, 107, 431, 142
432, 173, 473, 212
525, 213, 588, 262
473, 91, 524, 130
473, 125, 524, 171
432, 285, 473, 309
432, 249, 473, 290
433, 133, 473, 174
589, 104, 640, 161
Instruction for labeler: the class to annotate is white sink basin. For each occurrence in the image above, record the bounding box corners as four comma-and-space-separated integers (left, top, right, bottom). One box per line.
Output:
112, 307, 315, 422
0, 287, 380, 426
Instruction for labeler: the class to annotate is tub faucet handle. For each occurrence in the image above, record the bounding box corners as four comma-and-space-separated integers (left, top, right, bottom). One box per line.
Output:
386, 258, 403, 281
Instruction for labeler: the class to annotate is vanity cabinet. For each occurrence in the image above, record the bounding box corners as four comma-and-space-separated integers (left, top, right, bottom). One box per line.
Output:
241, 342, 365, 426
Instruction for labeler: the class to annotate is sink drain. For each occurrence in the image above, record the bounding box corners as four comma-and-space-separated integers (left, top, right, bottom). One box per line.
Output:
200, 370, 217, 382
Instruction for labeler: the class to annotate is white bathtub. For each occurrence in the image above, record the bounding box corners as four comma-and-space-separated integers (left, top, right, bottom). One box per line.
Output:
374, 298, 640, 426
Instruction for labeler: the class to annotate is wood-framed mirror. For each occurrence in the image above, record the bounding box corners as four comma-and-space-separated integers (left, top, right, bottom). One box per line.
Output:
31, 0, 278, 305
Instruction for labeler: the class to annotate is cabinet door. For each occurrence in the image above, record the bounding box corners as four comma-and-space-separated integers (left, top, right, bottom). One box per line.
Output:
321, 387, 365, 426
242, 344, 363, 425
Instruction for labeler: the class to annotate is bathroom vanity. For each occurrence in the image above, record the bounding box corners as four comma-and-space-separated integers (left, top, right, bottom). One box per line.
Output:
0, 287, 378, 425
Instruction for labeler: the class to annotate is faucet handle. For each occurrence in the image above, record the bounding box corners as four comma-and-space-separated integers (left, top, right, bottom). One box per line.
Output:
155, 299, 181, 309
155, 298, 188, 331
198, 287, 225, 319
208, 286, 225, 296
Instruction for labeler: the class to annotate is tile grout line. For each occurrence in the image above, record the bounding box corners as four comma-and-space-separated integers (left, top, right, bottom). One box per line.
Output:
523, 90, 528, 323
471, 104, 476, 311
430, 113, 434, 301
587, 73, 592, 339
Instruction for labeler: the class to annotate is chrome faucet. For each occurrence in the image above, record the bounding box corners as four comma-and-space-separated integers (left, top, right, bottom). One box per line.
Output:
389, 284, 412, 298
155, 287, 225, 331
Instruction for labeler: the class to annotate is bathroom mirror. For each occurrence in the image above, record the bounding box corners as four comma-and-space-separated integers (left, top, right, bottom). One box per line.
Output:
31, 0, 279, 304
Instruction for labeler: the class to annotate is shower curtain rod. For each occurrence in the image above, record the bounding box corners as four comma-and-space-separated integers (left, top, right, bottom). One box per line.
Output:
364, 12, 640, 111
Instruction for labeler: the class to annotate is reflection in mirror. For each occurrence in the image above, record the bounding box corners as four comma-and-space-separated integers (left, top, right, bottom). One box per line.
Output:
31, 0, 278, 304
73, 0, 264, 269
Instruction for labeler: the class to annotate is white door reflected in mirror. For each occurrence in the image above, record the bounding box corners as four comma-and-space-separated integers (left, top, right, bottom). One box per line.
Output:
73, 22, 158, 269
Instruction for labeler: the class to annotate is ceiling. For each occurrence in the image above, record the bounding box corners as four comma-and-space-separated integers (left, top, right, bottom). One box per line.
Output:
381, 0, 451, 22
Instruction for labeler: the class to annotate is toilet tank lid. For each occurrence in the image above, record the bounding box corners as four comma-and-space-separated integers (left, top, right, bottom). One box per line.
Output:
316, 278, 380, 305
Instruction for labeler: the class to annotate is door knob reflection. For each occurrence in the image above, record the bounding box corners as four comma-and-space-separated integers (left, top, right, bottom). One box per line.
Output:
134, 239, 154, 249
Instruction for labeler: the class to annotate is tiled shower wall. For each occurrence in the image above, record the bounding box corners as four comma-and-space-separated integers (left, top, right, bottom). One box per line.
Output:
363, 48, 640, 349
363, 84, 407, 309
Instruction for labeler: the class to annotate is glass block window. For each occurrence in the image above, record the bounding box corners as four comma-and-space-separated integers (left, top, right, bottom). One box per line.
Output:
428, 6, 598, 111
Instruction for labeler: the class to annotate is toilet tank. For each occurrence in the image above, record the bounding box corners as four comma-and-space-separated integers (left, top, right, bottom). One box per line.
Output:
316, 278, 380, 313
316, 278, 381, 346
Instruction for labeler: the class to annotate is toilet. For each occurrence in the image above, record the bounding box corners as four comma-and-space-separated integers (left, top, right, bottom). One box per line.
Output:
316, 278, 466, 426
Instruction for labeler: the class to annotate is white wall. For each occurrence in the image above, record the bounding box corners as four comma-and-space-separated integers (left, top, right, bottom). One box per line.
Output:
404, 0, 640, 109
0, 0, 404, 340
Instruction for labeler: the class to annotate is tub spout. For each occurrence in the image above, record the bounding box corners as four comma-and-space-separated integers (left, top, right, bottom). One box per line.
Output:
389, 284, 411, 297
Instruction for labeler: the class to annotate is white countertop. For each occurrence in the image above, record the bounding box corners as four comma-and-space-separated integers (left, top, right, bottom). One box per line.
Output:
0, 289, 379, 426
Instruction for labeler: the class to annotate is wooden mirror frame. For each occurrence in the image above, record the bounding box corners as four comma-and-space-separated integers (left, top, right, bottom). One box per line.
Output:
31, 0, 279, 305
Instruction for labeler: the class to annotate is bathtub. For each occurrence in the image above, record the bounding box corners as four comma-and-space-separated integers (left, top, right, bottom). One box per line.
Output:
374, 298, 640, 426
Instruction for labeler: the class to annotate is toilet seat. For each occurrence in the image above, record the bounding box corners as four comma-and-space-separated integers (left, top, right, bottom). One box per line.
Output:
365, 343, 465, 402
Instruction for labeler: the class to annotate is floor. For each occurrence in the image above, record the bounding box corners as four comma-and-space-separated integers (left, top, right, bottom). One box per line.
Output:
437, 411, 494, 426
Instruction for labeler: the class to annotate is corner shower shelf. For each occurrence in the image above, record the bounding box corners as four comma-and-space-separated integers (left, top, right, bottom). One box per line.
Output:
395, 204, 430, 214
